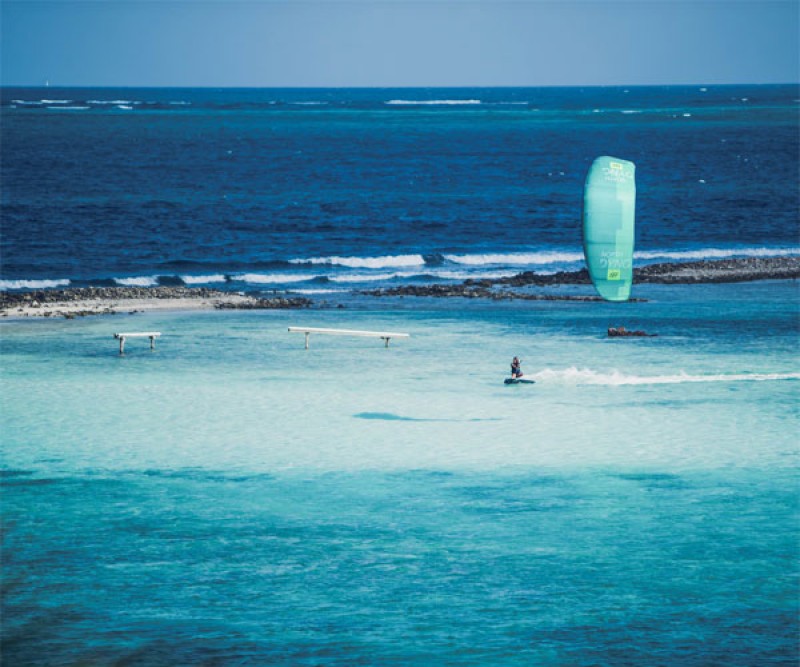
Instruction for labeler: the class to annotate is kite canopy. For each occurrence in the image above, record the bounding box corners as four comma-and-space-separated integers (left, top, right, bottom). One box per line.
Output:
582, 156, 636, 302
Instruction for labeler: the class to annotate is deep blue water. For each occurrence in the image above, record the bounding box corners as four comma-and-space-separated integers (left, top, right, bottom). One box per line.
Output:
1, 85, 798, 291
1, 88, 799, 665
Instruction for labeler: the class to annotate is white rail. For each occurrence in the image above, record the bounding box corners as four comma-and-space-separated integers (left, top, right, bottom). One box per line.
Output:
113, 332, 161, 354
288, 326, 410, 349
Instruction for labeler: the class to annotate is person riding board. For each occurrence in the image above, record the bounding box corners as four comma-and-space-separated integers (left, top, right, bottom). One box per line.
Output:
510, 356, 523, 379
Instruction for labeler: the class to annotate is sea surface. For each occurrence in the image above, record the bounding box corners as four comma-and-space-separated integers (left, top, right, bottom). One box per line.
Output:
1, 86, 799, 665
1, 85, 798, 291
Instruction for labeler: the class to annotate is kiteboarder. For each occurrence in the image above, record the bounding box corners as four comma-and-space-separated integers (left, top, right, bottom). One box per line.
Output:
510, 356, 523, 378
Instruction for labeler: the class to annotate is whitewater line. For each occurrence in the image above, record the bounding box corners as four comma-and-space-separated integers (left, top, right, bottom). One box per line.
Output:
532, 368, 800, 386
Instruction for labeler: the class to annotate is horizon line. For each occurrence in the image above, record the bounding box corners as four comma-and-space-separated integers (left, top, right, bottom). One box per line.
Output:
2, 82, 798, 90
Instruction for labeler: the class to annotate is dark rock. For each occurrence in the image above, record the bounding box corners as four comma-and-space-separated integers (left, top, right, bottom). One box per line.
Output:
359, 257, 799, 300
214, 297, 311, 310
608, 327, 657, 337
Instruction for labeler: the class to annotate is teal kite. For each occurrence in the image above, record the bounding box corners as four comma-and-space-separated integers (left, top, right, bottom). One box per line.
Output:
582, 156, 636, 302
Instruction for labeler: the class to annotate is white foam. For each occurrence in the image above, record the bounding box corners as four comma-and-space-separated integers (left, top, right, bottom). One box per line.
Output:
0, 278, 70, 290
290, 288, 344, 295
433, 269, 519, 280
237, 273, 311, 284
293, 270, 458, 284
314, 269, 518, 283
87, 100, 135, 105
48, 106, 89, 111
385, 99, 482, 106
181, 274, 228, 285
533, 367, 800, 386
40, 99, 72, 104
328, 272, 399, 283
114, 276, 158, 287
291, 254, 426, 269
444, 251, 584, 266
636, 247, 799, 261
287, 247, 796, 273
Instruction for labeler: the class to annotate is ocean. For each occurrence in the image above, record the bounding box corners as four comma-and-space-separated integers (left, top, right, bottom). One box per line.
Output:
1, 86, 799, 665
1, 85, 798, 291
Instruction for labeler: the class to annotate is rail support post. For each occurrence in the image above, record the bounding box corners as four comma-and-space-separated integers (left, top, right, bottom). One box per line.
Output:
288, 327, 410, 349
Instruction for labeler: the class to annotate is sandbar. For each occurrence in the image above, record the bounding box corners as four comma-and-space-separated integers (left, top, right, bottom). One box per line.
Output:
0, 287, 311, 319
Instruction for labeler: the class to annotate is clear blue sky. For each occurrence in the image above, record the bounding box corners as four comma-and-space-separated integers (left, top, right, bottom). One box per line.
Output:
2, 0, 797, 87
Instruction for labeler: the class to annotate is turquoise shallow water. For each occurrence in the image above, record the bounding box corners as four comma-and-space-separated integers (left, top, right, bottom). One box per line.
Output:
2, 282, 799, 664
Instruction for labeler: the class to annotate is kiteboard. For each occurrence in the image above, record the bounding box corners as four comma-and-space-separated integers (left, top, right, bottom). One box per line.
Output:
504, 378, 535, 385
582, 156, 636, 302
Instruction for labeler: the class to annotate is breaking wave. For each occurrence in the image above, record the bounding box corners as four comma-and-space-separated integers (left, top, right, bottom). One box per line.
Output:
290, 254, 427, 269
444, 251, 584, 266
114, 276, 159, 287
236, 273, 312, 284
636, 247, 799, 261
181, 274, 228, 285
0, 278, 70, 290
2, 245, 795, 292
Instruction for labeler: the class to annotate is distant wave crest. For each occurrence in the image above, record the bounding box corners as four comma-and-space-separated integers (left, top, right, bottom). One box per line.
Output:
385, 99, 482, 106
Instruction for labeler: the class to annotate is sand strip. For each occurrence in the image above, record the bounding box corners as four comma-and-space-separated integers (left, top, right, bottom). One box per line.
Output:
0, 287, 311, 319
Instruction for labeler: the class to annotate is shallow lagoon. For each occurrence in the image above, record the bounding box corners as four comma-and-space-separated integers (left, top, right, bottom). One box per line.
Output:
2, 282, 798, 665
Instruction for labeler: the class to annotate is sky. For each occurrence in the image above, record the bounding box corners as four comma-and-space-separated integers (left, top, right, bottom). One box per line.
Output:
1, 0, 798, 87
